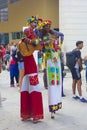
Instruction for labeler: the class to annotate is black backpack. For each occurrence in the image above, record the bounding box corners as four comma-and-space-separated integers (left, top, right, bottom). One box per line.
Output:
66, 50, 78, 69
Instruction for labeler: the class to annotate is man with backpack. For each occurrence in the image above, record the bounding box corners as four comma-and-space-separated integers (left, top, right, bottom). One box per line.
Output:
66, 41, 87, 102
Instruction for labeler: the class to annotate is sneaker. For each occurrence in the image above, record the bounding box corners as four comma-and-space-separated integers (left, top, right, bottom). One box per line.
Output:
62, 93, 66, 97
72, 95, 79, 100
10, 84, 14, 87
80, 98, 87, 103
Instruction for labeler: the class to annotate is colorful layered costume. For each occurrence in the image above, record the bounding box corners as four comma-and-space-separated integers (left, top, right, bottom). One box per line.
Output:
45, 40, 62, 113
20, 26, 44, 121
35, 22, 64, 116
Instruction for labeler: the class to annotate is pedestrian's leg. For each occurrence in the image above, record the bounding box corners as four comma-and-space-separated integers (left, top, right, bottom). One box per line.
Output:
72, 79, 77, 95
10, 76, 14, 87
77, 79, 82, 97
15, 76, 19, 87
77, 79, 87, 102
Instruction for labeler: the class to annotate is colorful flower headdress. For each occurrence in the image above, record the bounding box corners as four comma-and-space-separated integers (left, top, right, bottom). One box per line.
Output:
42, 20, 52, 26
27, 16, 43, 25
38, 20, 52, 28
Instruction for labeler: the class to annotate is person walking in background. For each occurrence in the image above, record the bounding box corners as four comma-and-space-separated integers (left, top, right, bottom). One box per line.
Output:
16, 48, 24, 91
19, 16, 44, 123
0, 46, 6, 106
8, 50, 19, 87
1, 44, 6, 59
1, 44, 6, 70
69, 41, 87, 102
5, 45, 10, 67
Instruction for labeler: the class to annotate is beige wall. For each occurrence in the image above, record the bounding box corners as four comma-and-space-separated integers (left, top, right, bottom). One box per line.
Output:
59, 0, 87, 57
0, 0, 59, 33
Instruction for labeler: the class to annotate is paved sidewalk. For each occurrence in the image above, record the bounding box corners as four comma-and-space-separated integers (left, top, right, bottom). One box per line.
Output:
0, 70, 87, 130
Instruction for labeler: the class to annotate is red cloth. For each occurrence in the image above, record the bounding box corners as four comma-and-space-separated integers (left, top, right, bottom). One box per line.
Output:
21, 91, 43, 121
23, 55, 37, 75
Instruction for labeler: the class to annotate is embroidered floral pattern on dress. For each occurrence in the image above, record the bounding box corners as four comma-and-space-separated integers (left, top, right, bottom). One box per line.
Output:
49, 103, 62, 112
29, 75, 39, 85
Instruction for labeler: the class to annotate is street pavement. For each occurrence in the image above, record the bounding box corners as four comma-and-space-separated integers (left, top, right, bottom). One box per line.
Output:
0, 70, 87, 130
